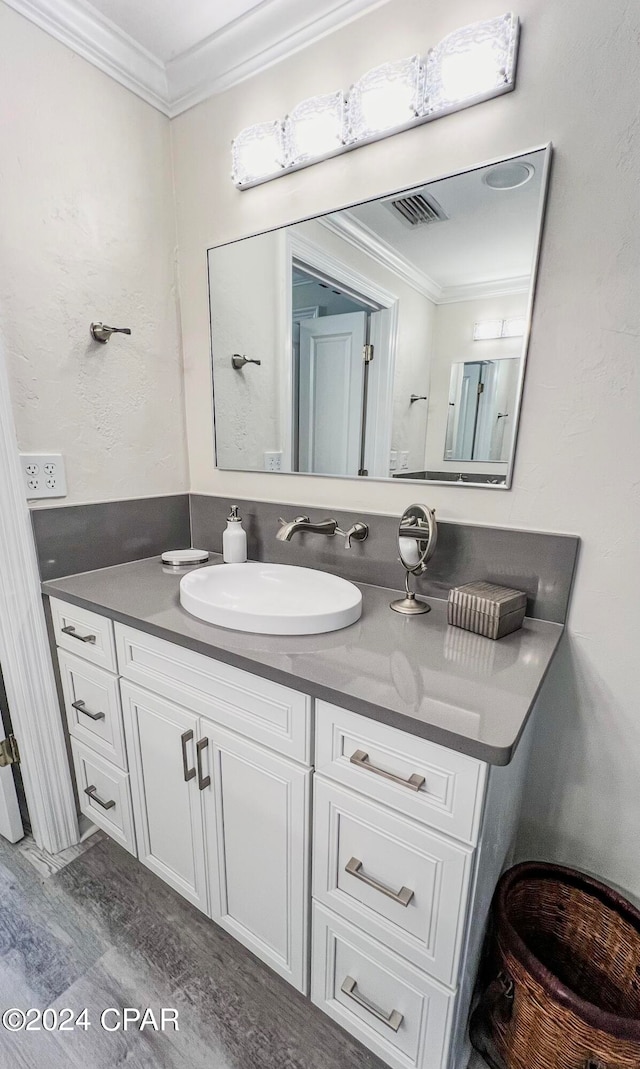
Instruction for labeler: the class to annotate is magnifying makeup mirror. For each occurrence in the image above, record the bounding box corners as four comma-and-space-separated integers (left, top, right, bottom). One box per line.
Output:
390, 504, 438, 616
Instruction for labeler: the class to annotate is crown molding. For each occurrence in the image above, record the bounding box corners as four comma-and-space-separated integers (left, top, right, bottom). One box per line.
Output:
5, 0, 390, 118
3, 0, 169, 113
165, 0, 392, 117
320, 214, 443, 303
319, 214, 530, 305
436, 275, 531, 303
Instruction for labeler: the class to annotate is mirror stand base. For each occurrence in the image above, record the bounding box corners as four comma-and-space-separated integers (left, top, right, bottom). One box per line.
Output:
390, 591, 431, 615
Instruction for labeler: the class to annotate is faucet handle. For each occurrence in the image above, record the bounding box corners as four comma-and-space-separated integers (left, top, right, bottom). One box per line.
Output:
340, 522, 369, 549
278, 515, 309, 526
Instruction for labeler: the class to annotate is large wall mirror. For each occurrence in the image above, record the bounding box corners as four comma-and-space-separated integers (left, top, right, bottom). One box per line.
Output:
208, 145, 551, 488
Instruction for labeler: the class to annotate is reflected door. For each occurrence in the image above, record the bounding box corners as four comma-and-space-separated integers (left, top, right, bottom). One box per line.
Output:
298, 312, 367, 476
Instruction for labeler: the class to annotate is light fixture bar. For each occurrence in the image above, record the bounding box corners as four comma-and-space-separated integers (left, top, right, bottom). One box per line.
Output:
231, 13, 520, 189
473, 317, 526, 340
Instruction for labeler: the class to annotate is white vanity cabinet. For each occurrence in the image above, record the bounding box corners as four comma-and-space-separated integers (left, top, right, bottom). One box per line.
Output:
116, 622, 312, 993
50, 598, 529, 1069
120, 681, 209, 913
200, 720, 310, 990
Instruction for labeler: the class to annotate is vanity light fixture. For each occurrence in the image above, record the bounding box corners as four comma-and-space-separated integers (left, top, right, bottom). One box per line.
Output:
284, 91, 345, 166
422, 13, 519, 116
473, 317, 526, 340
231, 13, 520, 189
231, 120, 284, 187
346, 56, 424, 142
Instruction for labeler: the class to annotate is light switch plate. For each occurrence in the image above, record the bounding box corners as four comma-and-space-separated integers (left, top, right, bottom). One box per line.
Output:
20, 453, 67, 499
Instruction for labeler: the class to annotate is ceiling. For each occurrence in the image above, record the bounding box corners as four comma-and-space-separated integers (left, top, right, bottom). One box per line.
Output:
4, 0, 389, 116
329, 150, 546, 299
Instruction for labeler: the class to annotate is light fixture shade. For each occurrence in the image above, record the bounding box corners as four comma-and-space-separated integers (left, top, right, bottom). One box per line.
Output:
423, 13, 519, 116
283, 92, 345, 166
502, 316, 526, 337
473, 320, 504, 341
473, 317, 527, 340
232, 120, 284, 187
346, 56, 424, 143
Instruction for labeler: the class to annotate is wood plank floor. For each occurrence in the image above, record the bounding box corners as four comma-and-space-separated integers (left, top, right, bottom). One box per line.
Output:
0, 832, 388, 1069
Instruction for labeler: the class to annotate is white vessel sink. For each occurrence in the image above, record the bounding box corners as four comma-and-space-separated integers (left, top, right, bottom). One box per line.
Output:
179, 561, 362, 635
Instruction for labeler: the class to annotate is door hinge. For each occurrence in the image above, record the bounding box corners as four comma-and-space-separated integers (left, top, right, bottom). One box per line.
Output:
477, 382, 485, 394
0, 734, 20, 768
363, 344, 374, 364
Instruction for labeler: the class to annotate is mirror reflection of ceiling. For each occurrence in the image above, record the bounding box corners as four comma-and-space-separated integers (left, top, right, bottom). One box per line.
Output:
338, 152, 542, 297
208, 147, 549, 489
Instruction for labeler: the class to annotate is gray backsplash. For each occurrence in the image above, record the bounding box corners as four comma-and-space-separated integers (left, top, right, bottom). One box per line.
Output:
31, 492, 579, 624
32, 494, 190, 581
190, 495, 578, 625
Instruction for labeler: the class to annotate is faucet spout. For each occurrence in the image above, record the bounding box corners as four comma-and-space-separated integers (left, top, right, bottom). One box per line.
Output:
276, 516, 338, 541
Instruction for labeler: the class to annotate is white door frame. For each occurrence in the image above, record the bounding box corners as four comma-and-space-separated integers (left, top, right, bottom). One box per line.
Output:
283, 231, 398, 478
0, 339, 79, 853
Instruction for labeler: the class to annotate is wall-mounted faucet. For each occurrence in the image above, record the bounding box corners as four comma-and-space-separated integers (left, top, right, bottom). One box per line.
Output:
277, 516, 368, 550
90, 323, 132, 344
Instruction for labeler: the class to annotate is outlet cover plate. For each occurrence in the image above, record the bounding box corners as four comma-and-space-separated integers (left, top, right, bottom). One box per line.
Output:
20, 454, 67, 499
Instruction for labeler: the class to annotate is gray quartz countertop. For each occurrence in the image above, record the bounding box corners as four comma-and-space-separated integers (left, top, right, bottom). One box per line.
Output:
42, 556, 564, 766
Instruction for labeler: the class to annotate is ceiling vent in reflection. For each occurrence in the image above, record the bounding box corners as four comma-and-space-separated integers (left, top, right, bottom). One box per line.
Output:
387, 192, 448, 227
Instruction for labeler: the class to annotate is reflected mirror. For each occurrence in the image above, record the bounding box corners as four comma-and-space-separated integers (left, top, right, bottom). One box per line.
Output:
208, 146, 550, 488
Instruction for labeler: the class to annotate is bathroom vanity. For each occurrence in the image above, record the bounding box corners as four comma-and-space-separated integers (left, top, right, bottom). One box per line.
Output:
43, 554, 566, 1069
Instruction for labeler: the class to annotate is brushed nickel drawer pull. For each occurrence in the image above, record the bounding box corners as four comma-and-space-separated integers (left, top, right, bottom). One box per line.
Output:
340, 975, 403, 1032
345, 856, 414, 906
349, 749, 425, 792
62, 625, 97, 644
196, 737, 211, 790
181, 730, 196, 782
84, 784, 116, 810
72, 699, 105, 722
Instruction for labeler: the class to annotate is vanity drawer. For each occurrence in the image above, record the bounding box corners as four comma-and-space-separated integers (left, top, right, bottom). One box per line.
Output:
313, 778, 472, 987
315, 702, 486, 845
311, 904, 452, 1069
58, 651, 127, 769
71, 740, 136, 855
51, 597, 117, 673
115, 624, 311, 765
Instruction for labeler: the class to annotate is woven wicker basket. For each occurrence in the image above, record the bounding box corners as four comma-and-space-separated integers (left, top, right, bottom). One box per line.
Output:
470, 862, 640, 1069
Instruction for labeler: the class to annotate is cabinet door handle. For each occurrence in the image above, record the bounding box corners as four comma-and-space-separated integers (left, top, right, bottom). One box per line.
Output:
62, 625, 96, 644
196, 737, 210, 790
181, 729, 196, 782
84, 784, 116, 810
349, 749, 425, 792
345, 856, 414, 906
72, 699, 105, 722
340, 976, 403, 1032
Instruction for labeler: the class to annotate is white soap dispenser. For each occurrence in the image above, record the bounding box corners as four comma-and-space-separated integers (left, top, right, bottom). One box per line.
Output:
223, 504, 247, 564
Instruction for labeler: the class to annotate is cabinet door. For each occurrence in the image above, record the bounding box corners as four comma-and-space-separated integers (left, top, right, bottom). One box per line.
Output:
200, 719, 311, 993
121, 682, 208, 913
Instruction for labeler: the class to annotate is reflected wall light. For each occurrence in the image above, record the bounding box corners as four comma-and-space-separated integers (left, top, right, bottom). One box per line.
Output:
231, 13, 520, 189
473, 317, 526, 340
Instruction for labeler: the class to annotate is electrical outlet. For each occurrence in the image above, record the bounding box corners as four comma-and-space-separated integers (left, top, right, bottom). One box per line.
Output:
20, 454, 67, 499
399, 451, 409, 470
264, 451, 282, 472
389, 450, 398, 471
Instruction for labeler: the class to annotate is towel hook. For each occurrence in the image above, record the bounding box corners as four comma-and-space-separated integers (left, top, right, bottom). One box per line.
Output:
91, 323, 132, 344
232, 353, 261, 370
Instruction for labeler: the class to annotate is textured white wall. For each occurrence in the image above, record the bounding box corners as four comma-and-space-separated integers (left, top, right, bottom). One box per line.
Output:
209, 230, 283, 469
172, 0, 640, 900
0, 4, 188, 505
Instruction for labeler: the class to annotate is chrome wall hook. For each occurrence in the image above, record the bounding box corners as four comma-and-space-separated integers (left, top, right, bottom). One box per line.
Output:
90, 323, 132, 344
232, 353, 261, 369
